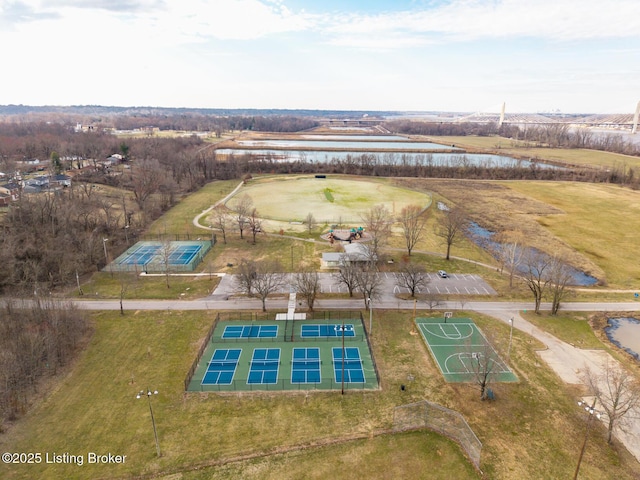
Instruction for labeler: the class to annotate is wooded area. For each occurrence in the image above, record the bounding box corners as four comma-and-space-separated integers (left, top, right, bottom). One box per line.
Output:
0, 300, 90, 427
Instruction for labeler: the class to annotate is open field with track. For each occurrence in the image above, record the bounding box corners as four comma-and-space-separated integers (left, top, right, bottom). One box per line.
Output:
224, 176, 431, 224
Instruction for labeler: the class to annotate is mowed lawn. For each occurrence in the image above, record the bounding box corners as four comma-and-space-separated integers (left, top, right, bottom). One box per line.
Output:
224, 176, 431, 223
1, 310, 638, 480
504, 181, 640, 287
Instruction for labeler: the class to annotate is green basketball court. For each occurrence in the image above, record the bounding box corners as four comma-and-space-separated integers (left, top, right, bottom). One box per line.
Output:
416, 317, 518, 383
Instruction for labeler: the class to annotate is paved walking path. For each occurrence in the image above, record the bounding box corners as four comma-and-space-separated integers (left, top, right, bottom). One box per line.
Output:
476, 308, 640, 463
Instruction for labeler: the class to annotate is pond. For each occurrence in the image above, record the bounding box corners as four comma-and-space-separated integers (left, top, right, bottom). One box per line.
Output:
466, 222, 599, 286
605, 317, 640, 360
298, 134, 410, 141
216, 149, 558, 169
235, 138, 459, 150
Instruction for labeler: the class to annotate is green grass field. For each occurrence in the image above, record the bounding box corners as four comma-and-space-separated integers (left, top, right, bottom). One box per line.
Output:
224, 176, 431, 223
432, 135, 640, 169
504, 181, 640, 287
393, 177, 640, 289
1, 310, 637, 480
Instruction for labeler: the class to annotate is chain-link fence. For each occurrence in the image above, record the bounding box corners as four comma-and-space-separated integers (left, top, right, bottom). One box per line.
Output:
393, 400, 481, 470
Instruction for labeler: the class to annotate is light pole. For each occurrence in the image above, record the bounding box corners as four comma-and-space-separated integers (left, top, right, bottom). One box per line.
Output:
507, 317, 514, 363
573, 399, 600, 480
124, 225, 130, 245
102, 238, 109, 263
368, 297, 372, 334
137, 388, 161, 457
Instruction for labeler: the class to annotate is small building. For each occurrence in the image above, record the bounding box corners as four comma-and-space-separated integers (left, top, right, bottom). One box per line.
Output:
321, 252, 343, 269
0, 182, 20, 200
51, 174, 71, 188
321, 243, 374, 269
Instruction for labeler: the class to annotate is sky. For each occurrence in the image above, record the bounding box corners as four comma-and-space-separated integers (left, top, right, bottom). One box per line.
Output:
1, 0, 639, 113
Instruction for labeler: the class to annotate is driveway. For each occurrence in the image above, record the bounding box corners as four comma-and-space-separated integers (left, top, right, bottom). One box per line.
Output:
476, 308, 640, 464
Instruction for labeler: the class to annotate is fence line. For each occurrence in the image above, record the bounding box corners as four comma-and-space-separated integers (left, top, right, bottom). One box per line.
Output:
184, 313, 220, 390
393, 400, 482, 471
361, 310, 382, 389
193, 378, 378, 392
216, 311, 364, 323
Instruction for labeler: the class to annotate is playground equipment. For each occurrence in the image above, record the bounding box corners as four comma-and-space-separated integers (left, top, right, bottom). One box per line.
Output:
327, 227, 364, 244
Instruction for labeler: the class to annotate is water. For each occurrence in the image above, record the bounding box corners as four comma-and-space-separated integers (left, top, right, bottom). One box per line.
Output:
299, 134, 409, 141
466, 222, 599, 286
235, 139, 459, 150
605, 318, 640, 360
216, 149, 557, 169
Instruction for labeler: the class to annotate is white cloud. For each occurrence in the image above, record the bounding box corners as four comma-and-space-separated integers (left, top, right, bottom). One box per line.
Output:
324, 0, 640, 48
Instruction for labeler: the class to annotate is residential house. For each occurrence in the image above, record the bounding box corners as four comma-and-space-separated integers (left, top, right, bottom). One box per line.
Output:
0, 182, 20, 200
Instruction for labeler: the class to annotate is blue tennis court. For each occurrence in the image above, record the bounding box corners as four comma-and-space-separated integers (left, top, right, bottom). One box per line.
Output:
248, 348, 280, 384
108, 240, 212, 273
202, 348, 241, 385
222, 325, 278, 339
291, 348, 321, 383
168, 244, 202, 265
120, 244, 161, 266
332, 347, 365, 383
301, 324, 355, 338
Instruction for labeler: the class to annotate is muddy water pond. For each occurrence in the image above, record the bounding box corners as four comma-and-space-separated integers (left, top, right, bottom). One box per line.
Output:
606, 317, 640, 360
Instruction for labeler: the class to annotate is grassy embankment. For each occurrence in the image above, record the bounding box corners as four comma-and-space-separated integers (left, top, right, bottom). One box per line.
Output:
430, 135, 640, 170
1, 309, 637, 480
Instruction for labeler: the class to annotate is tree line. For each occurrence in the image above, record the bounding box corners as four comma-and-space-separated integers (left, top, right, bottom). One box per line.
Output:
217, 151, 636, 185
385, 120, 640, 157
0, 300, 90, 427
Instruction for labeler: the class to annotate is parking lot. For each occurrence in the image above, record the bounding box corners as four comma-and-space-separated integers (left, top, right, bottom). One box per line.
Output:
212, 271, 496, 300
318, 272, 496, 297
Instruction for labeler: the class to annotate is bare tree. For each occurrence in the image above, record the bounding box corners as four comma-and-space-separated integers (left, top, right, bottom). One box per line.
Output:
159, 239, 173, 288
295, 269, 320, 311
354, 264, 382, 308
211, 205, 230, 244
435, 206, 467, 260
521, 248, 553, 313
493, 230, 524, 288
360, 204, 392, 264
423, 292, 444, 311
253, 261, 286, 312
234, 194, 253, 239
468, 334, 500, 400
549, 255, 574, 315
131, 158, 163, 210
582, 361, 640, 444
304, 212, 316, 234
334, 255, 360, 297
118, 272, 133, 315
248, 207, 262, 244
235, 259, 257, 297
397, 204, 428, 256
396, 262, 429, 297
